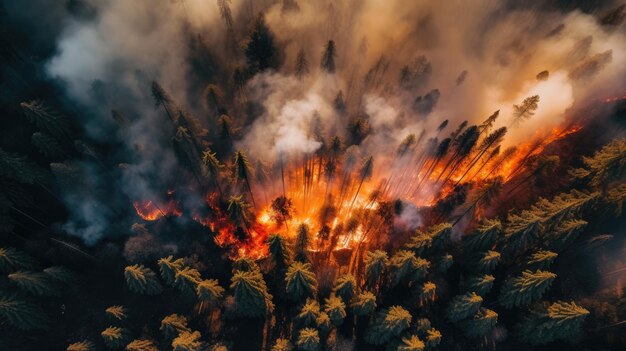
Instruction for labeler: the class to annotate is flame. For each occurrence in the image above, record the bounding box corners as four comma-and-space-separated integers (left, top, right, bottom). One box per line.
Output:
133, 200, 182, 221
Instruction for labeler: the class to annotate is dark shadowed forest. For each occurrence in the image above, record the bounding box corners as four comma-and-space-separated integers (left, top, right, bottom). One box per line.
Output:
0, 1, 625, 350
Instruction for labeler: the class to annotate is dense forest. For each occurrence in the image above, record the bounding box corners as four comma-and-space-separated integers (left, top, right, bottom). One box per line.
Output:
0, 1, 625, 350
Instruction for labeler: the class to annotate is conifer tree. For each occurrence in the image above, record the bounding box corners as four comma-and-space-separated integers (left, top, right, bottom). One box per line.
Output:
230, 269, 274, 317
196, 279, 224, 304
417, 281, 437, 306
424, 328, 442, 348
285, 261, 318, 301
512, 95, 540, 126
515, 301, 589, 345
101, 326, 129, 349
389, 250, 430, 286
232, 150, 256, 207
332, 273, 356, 302
126, 339, 158, 351
295, 49, 310, 79
475, 250, 501, 273
526, 250, 558, 270
245, 15, 279, 72
462, 218, 501, 252
175, 266, 202, 297
321, 40, 337, 73
294, 223, 310, 262
571, 138, 626, 189
43, 266, 76, 285
161, 314, 190, 339
296, 328, 320, 351
67, 341, 95, 351
464, 274, 495, 296
0, 247, 37, 273
0, 149, 48, 185
158, 256, 184, 286
172, 330, 202, 351
499, 270, 556, 308
20, 100, 71, 142
8, 270, 59, 297
268, 234, 292, 269
365, 306, 412, 345
364, 250, 388, 289
324, 294, 346, 326
459, 308, 498, 337
296, 298, 321, 328
397, 335, 425, 351
0, 292, 48, 330
271, 338, 293, 351
124, 265, 163, 295
105, 305, 127, 321
32, 132, 66, 159
350, 291, 377, 316
446, 292, 482, 322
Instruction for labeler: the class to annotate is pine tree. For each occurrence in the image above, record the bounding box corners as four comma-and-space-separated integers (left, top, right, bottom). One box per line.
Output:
0, 292, 48, 330
8, 270, 59, 297
67, 341, 95, 351
126, 339, 158, 351
417, 281, 437, 306
397, 335, 425, 351
446, 292, 482, 322
296, 328, 320, 351
101, 326, 129, 349
499, 270, 556, 308
365, 306, 412, 345
124, 265, 163, 295
0, 247, 37, 273
161, 314, 190, 339
105, 305, 127, 321
462, 218, 501, 252
268, 234, 292, 269
196, 279, 224, 303
227, 195, 251, 235
511, 95, 540, 126
405, 230, 432, 256
545, 219, 587, 251
296, 298, 321, 328
230, 269, 274, 317
475, 250, 501, 272
515, 301, 589, 345
332, 273, 356, 302
245, 15, 279, 72
20, 100, 71, 141
526, 250, 558, 270
459, 308, 498, 337
389, 250, 430, 286
321, 40, 337, 73
158, 256, 184, 286
464, 274, 495, 295
32, 132, 66, 159
0, 149, 48, 185
350, 291, 377, 316
571, 138, 626, 189
324, 294, 346, 326
285, 261, 318, 301
364, 250, 388, 289
232, 150, 256, 207
271, 338, 293, 351
172, 330, 202, 351
175, 266, 202, 297
424, 328, 442, 348
43, 266, 77, 285
433, 254, 453, 273
295, 49, 310, 79
294, 223, 310, 262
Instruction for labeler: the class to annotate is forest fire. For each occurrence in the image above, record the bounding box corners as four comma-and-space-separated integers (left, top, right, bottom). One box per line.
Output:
133, 200, 182, 221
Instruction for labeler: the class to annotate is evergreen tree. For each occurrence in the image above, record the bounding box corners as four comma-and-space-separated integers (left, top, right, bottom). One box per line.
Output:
232, 150, 256, 207
397, 335, 425, 351
158, 256, 184, 286
296, 298, 321, 328
424, 328, 442, 348
101, 326, 129, 349
8, 270, 59, 297
417, 281, 437, 306
161, 314, 190, 339
321, 40, 337, 73
124, 265, 163, 295
324, 294, 346, 326
515, 301, 589, 345
364, 250, 388, 289
464, 274, 495, 296
405, 230, 432, 256
230, 269, 274, 317
350, 291, 377, 316
172, 330, 202, 351
175, 266, 202, 297
365, 306, 412, 345
512, 95, 540, 126
332, 273, 356, 302
459, 308, 498, 337
295, 48, 309, 79
462, 218, 501, 252
43, 266, 77, 285
0, 292, 48, 330
105, 305, 127, 321
499, 270, 556, 308
446, 292, 482, 322
67, 341, 95, 351
126, 339, 157, 351
571, 138, 626, 189
20, 100, 71, 141
294, 223, 310, 262
475, 250, 501, 272
0, 247, 37, 273
245, 15, 279, 72
296, 328, 320, 351
196, 279, 224, 303
268, 234, 292, 269
271, 338, 293, 351
526, 250, 558, 270
389, 250, 430, 286
545, 219, 587, 251
285, 261, 318, 301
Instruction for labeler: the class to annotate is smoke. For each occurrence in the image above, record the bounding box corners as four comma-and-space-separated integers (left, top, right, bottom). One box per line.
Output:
33, 0, 626, 244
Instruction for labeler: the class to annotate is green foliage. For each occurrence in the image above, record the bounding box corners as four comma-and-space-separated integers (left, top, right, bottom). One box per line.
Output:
0, 247, 37, 273
294, 223, 310, 262
160, 314, 190, 339
545, 219, 587, 251
158, 256, 184, 285
8, 270, 60, 297
196, 279, 224, 303
20, 100, 71, 141
175, 266, 202, 296
332, 273, 356, 302
433, 254, 453, 273
425, 328, 442, 348
316, 312, 331, 337
606, 184, 626, 216
296, 298, 321, 327
0, 149, 48, 184
296, 328, 320, 351
350, 291, 377, 316
285, 261, 318, 301
271, 338, 293, 351
428, 223, 453, 250
324, 294, 346, 326
389, 250, 430, 286
230, 269, 274, 317
268, 233, 292, 268
463, 218, 501, 251
464, 274, 495, 295
405, 231, 432, 256
499, 270, 556, 308
515, 301, 589, 345
0, 292, 48, 330
124, 265, 163, 295
417, 281, 437, 306
172, 330, 202, 351
365, 306, 412, 345
43, 266, 77, 285
475, 250, 500, 272
526, 250, 558, 270
126, 339, 157, 351
446, 292, 483, 322
105, 305, 127, 321
459, 308, 498, 337
67, 341, 95, 351
101, 326, 129, 349
570, 138, 626, 188
364, 250, 388, 287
